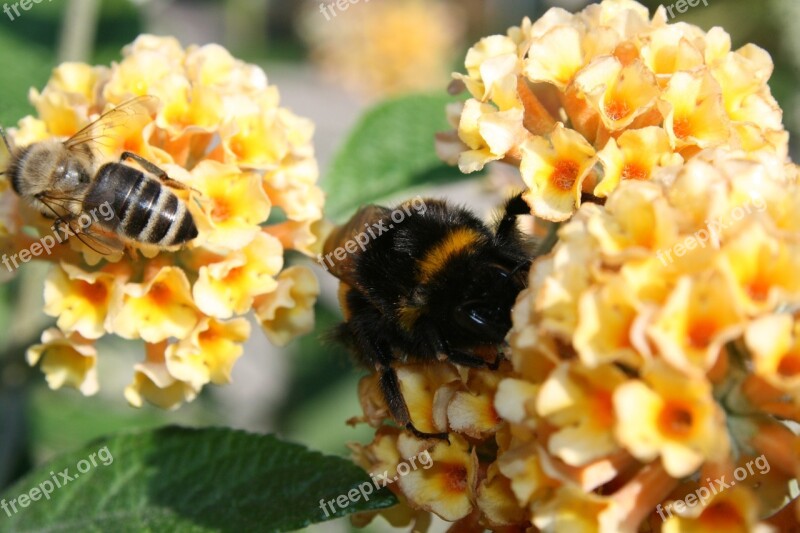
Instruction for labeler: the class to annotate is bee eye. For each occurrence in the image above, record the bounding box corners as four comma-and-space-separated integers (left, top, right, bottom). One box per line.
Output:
454, 301, 509, 342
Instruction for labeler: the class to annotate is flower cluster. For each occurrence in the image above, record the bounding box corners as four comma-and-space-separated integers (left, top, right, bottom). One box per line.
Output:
437, 0, 789, 221
298, 0, 465, 99
351, 147, 800, 531
352, 1, 800, 530
498, 147, 800, 530
0, 36, 322, 408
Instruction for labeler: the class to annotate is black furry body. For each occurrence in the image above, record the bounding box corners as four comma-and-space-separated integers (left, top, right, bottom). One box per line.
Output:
324, 194, 532, 439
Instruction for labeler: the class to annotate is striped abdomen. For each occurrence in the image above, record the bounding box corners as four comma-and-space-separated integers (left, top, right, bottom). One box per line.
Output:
87, 163, 198, 247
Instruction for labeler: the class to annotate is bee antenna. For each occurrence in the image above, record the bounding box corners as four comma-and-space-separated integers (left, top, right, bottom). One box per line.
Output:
0, 126, 12, 153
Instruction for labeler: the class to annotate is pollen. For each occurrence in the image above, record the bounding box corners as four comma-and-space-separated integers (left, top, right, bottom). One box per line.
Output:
747, 278, 770, 302
604, 98, 630, 121
77, 280, 108, 305
593, 390, 615, 428
621, 162, 648, 181
658, 403, 694, 438
550, 159, 580, 191
699, 501, 743, 528
777, 355, 800, 377
149, 282, 172, 306
672, 116, 692, 139
687, 319, 717, 350
443, 464, 469, 493
211, 199, 231, 222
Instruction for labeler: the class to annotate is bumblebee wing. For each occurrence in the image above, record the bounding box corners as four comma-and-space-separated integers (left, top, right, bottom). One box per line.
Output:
64, 95, 157, 152
323, 204, 391, 287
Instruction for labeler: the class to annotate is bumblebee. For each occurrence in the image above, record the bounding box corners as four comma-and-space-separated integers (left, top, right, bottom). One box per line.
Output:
324, 193, 532, 439
1, 96, 197, 253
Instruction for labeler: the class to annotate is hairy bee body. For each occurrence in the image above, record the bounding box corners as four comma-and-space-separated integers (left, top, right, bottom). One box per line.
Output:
325, 194, 532, 439
87, 163, 197, 247
3, 96, 197, 252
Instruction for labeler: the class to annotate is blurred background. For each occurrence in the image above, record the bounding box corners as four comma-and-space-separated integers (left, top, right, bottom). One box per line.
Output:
0, 0, 798, 531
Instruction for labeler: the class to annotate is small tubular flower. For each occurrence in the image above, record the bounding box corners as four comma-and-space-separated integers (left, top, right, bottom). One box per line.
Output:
27, 328, 98, 396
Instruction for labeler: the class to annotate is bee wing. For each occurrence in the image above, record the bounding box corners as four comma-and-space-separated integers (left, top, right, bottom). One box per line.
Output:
64, 95, 157, 152
323, 204, 391, 287
36, 194, 122, 256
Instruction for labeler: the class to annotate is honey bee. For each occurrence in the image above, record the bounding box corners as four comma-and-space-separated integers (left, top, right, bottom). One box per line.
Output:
324, 194, 533, 439
1, 96, 197, 253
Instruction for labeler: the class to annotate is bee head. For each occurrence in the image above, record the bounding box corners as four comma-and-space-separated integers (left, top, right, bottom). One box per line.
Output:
10, 141, 91, 198
455, 260, 529, 343
424, 253, 529, 346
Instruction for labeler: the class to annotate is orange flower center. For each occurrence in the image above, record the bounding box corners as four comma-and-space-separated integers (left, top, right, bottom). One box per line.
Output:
212, 198, 231, 222
226, 266, 245, 282
593, 390, 615, 428
613, 42, 639, 65
442, 464, 468, 494
699, 502, 742, 527
550, 160, 580, 191
199, 326, 220, 344
230, 137, 247, 158
148, 282, 172, 306
777, 354, 800, 377
673, 116, 692, 139
688, 319, 717, 350
123, 138, 140, 152
78, 280, 108, 305
604, 98, 630, 121
658, 402, 694, 438
621, 162, 649, 181
747, 278, 770, 301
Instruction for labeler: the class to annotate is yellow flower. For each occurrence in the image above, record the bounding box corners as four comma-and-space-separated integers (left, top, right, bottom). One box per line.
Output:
647, 272, 744, 374
254, 266, 319, 347
718, 222, 800, 315
574, 57, 660, 132
27, 328, 98, 396
476, 462, 527, 527
446, 369, 503, 439
189, 161, 271, 250
613, 361, 729, 477
532, 485, 616, 533
111, 265, 199, 343
594, 126, 680, 197
661, 487, 774, 533
193, 233, 283, 319
659, 70, 731, 149
520, 123, 597, 221
573, 281, 641, 368
537, 363, 625, 466
456, 99, 529, 173
745, 315, 800, 395
124, 342, 198, 410
43, 263, 120, 340
166, 317, 250, 389
396, 435, 477, 521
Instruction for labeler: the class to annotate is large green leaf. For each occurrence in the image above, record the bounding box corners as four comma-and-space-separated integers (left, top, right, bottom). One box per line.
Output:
1, 426, 397, 532
323, 93, 472, 220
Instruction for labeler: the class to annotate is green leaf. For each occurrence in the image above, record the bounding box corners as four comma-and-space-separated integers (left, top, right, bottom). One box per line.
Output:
323, 93, 473, 220
1, 426, 397, 532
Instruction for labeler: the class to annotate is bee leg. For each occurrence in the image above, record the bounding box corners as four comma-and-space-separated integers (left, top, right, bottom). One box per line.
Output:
494, 191, 529, 244
120, 151, 189, 191
435, 337, 497, 369
375, 361, 450, 442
